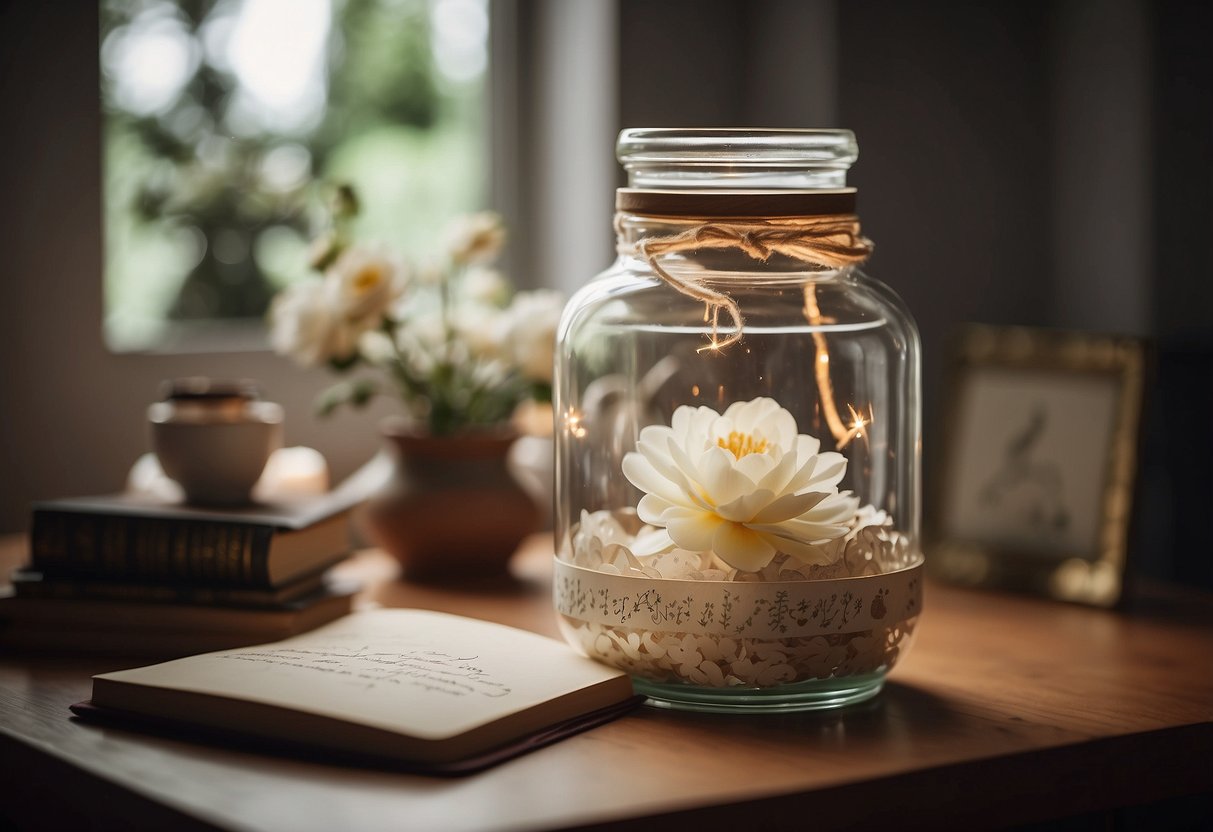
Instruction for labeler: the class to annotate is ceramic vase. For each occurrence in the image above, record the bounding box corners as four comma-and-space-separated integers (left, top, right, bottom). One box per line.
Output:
367, 421, 543, 580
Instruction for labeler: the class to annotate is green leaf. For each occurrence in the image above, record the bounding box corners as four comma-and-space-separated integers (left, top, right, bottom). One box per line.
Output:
530, 382, 553, 404
314, 378, 381, 417
332, 182, 360, 219
328, 352, 361, 372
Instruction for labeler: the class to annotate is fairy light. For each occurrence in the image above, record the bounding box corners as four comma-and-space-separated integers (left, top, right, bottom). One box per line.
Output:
564, 409, 587, 439
803, 283, 849, 443
837, 403, 873, 450
803, 283, 876, 451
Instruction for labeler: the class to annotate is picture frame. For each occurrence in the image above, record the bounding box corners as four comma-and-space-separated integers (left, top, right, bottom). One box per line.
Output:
928, 325, 1147, 607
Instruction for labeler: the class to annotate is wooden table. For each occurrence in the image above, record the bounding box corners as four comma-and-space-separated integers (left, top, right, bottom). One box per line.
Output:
1, 535, 1210, 831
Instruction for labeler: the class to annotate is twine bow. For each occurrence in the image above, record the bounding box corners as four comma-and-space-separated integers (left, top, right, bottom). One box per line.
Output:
630, 215, 874, 351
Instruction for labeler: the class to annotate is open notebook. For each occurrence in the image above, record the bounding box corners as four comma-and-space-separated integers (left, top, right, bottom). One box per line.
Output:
72, 609, 640, 774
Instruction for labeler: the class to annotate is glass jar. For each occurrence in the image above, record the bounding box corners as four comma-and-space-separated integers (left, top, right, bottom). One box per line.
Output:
553, 129, 922, 712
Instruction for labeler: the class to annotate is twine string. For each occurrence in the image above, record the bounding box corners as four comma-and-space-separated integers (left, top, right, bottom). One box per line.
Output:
622, 212, 875, 444
627, 215, 874, 351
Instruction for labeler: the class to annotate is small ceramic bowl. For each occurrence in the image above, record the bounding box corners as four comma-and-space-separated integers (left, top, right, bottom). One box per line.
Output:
149, 378, 283, 506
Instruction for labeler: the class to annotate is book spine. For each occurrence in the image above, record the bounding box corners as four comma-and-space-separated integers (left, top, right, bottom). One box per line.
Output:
30, 511, 275, 587
12, 579, 307, 608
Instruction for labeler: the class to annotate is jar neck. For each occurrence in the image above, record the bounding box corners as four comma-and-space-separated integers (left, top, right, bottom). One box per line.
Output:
614, 201, 869, 279
616, 219, 852, 290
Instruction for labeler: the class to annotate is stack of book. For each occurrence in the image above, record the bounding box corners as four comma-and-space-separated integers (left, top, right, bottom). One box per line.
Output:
0, 491, 361, 657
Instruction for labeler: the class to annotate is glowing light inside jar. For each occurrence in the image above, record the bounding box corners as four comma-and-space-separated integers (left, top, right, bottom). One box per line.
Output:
564, 409, 587, 438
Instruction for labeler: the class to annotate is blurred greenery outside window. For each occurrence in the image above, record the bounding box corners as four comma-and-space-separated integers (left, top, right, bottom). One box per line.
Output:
101, 0, 487, 352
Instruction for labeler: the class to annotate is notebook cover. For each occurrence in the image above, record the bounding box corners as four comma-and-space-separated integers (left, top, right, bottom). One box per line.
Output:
69, 695, 645, 776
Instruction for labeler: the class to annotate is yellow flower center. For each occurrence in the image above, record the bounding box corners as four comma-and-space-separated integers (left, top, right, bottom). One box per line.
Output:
353, 265, 384, 293
717, 430, 768, 459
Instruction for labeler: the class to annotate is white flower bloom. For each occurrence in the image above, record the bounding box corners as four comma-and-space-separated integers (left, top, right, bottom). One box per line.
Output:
623, 397, 859, 572
452, 303, 509, 360
357, 328, 396, 366
269, 277, 352, 366
326, 246, 406, 328
503, 289, 565, 383
414, 259, 446, 287
444, 211, 506, 266
462, 267, 510, 306
395, 315, 447, 373
466, 356, 512, 390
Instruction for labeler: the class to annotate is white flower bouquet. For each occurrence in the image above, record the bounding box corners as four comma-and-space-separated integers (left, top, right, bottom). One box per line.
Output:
269, 186, 563, 435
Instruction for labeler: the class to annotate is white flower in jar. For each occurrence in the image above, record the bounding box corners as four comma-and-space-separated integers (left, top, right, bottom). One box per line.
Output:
623, 397, 859, 571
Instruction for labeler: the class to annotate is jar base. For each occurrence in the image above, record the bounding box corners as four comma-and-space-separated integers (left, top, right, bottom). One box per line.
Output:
633, 672, 886, 714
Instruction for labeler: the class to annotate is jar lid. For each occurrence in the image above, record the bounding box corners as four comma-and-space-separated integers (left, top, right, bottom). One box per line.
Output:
616, 188, 857, 218
617, 128, 858, 190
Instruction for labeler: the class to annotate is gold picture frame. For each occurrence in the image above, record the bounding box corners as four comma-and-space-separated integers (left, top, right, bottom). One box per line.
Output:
928, 326, 1146, 607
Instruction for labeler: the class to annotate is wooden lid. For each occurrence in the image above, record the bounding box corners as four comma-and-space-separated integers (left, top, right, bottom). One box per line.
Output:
616, 188, 857, 218
161, 377, 260, 401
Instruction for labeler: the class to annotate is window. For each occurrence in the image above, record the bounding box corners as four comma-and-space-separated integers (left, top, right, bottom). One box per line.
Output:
100, 0, 488, 351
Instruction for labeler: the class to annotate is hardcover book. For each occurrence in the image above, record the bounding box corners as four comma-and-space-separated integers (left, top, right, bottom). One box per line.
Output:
30, 492, 354, 588
72, 609, 639, 772
0, 583, 357, 657
7, 566, 329, 607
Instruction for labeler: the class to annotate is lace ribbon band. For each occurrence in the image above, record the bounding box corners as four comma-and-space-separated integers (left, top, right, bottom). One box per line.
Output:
554, 557, 922, 639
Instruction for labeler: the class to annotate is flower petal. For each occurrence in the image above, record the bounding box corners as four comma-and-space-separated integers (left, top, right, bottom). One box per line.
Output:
712, 523, 778, 571
665, 508, 724, 551
637, 493, 675, 525
666, 435, 705, 488
723, 396, 776, 432
724, 397, 797, 450
622, 453, 686, 505
754, 449, 799, 495
636, 437, 698, 499
752, 530, 839, 565
672, 405, 720, 449
786, 450, 847, 494
637, 424, 674, 448
699, 446, 756, 506
752, 516, 852, 543
795, 433, 822, 459
750, 490, 829, 524
806, 451, 848, 489
803, 491, 861, 524
735, 451, 776, 483
631, 528, 676, 556
715, 489, 778, 523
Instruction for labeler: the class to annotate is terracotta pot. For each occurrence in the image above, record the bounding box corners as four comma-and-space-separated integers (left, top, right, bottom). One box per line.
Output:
366, 422, 542, 580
